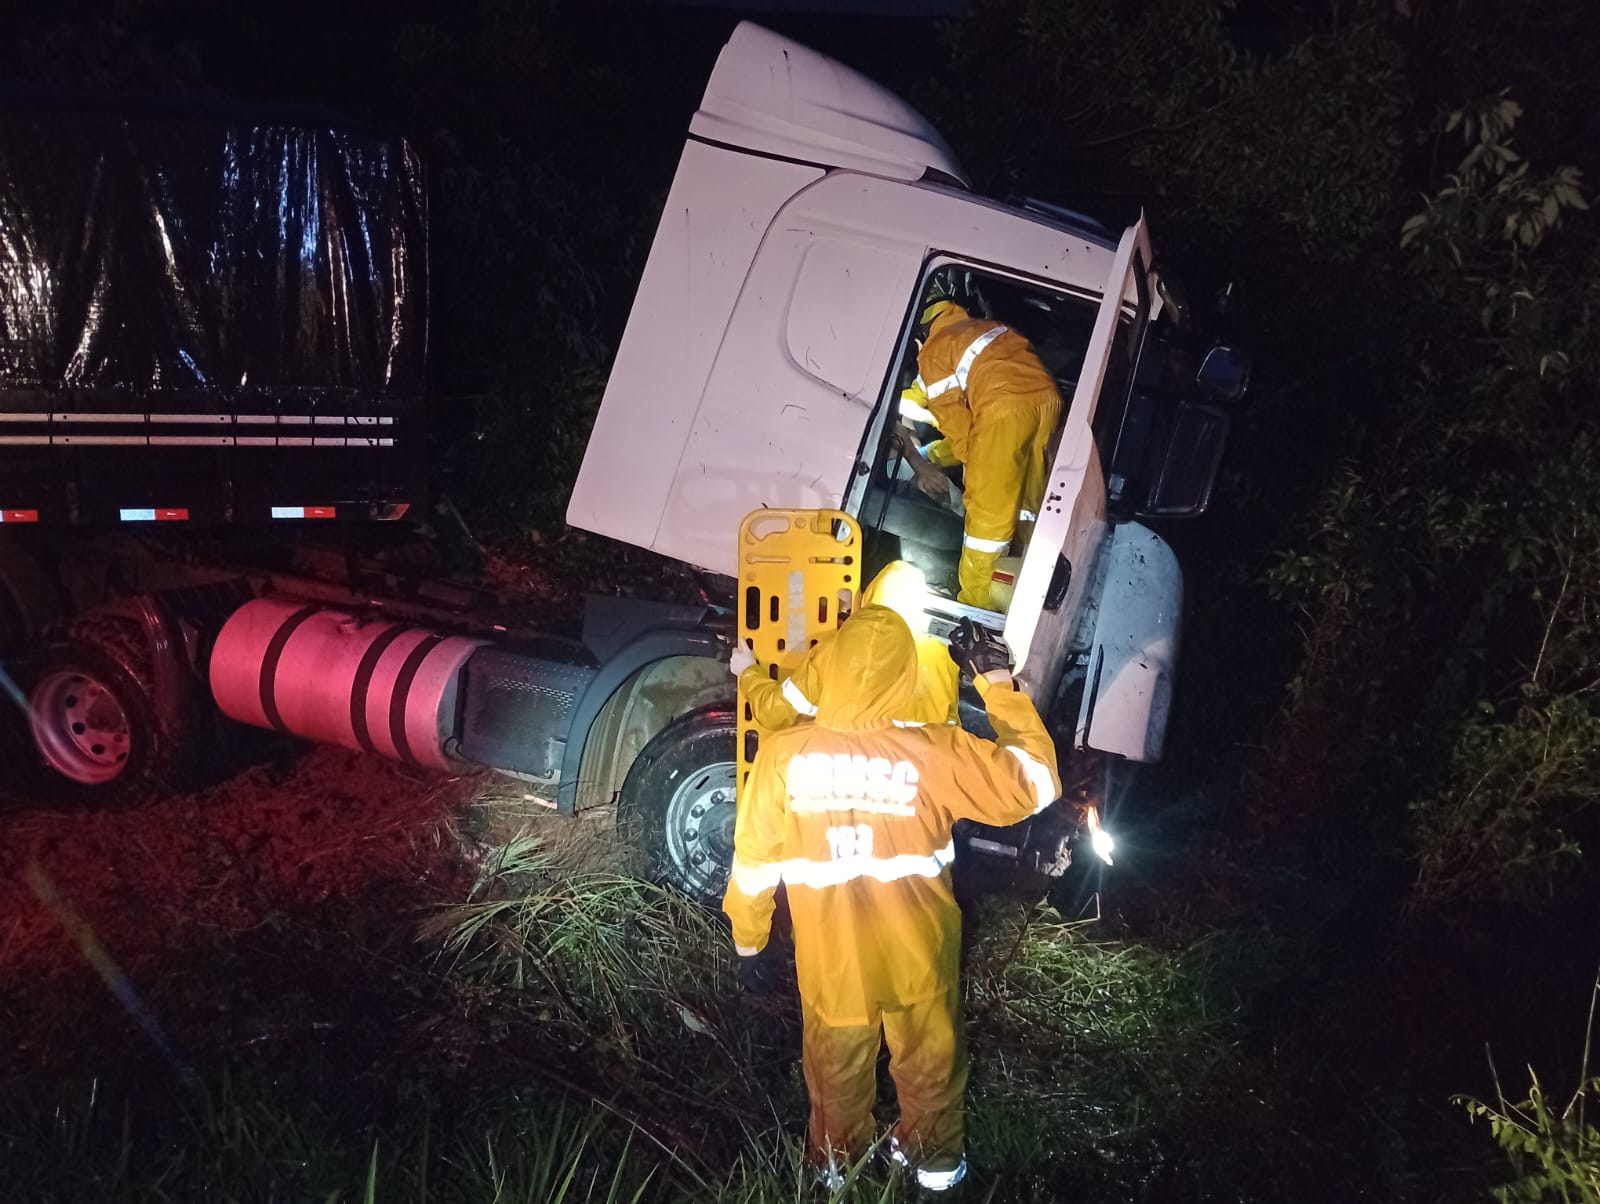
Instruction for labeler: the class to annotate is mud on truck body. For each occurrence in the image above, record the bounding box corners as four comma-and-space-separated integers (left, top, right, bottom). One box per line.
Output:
0, 23, 1247, 903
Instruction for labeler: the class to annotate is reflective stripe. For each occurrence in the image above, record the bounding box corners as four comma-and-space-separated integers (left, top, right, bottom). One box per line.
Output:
790, 795, 916, 817
731, 842, 956, 894
1018, 508, 1038, 522
891, 719, 926, 728
271, 505, 337, 519
119, 507, 189, 522
954, 324, 1007, 391
734, 944, 761, 957
916, 1158, 969, 1192
781, 677, 818, 717
900, 396, 937, 425
963, 533, 1009, 553
783, 841, 956, 888
924, 373, 959, 399
1006, 745, 1058, 814
730, 856, 784, 896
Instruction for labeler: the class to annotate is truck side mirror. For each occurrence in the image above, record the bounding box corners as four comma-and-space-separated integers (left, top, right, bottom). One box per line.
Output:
1137, 402, 1230, 519
1194, 344, 1251, 404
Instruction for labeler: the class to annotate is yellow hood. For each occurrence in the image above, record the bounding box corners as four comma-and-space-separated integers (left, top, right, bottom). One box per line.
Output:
814, 605, 918, 732
858, 560, 927, 632
924, 300, 970, 338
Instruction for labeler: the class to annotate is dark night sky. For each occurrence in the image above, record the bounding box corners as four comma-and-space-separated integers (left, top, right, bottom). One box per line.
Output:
638, 0, 965, 12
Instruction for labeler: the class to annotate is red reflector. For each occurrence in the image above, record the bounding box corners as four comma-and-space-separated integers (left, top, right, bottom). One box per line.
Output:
305, 506, 337, 519
156, 508, 189, 521
993, 571, 1015, 584
0, 509, 39, 523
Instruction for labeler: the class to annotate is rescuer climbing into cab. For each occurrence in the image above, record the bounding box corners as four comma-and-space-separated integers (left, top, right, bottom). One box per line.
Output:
723, 607, 1060, 1191
729, 559, 960, 728
893, 275, 1064, 610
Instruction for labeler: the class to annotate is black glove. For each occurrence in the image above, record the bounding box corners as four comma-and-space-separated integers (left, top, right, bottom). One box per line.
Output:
948, 618, 1013, 679
734, 946, 781, 995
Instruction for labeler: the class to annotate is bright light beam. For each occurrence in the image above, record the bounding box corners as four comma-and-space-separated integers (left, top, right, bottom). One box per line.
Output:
24, 861, 192, 1078
1086, 805, 1115, 866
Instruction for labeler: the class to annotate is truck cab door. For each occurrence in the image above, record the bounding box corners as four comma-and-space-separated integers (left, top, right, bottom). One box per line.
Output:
1005, 219, 1155, 694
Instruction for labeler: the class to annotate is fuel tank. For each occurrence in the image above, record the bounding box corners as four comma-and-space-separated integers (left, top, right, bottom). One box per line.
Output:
210, 598, 486, 769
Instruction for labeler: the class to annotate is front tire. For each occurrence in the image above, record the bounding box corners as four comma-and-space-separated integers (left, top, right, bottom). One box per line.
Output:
619, 707, 738, 905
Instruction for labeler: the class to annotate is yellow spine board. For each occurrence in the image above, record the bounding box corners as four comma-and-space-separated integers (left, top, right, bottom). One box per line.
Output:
735, 509, 860, 792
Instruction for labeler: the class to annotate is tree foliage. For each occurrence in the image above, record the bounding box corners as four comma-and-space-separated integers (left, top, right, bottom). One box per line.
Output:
1261, 91, 1598, 904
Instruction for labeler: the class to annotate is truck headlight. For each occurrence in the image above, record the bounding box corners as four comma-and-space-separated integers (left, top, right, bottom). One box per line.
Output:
1086, 804, 1115, 866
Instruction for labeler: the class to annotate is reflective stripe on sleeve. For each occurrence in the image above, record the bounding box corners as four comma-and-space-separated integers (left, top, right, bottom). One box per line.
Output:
924, 373, 959, 399
1018, 508, 1038, 522
1005, 745, 1059, 814
781, 677, 818, 717
730, 856, 785, 896
963, 533, 1009, 553
734, 944, 762, 956
954, 325, 1007, 390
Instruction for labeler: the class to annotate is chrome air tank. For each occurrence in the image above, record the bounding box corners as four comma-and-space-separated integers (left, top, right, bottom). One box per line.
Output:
210, 598, 487, 769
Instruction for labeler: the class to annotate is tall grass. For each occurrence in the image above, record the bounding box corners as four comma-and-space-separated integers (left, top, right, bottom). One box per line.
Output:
5, 835, 1382, 1201
0, 1071, 910, 1203
1460, 978, 1600, 1203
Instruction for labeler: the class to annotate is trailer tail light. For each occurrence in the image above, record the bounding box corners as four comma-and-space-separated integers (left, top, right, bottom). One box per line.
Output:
0, 509, 39, 523
119, 508, 190, 522
270, 506, 337, 519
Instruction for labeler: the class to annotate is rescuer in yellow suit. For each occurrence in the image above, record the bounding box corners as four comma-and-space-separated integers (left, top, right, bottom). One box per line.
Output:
731, 560, 960, 728
723, 608, 1060, 1191
897, 299, 1062, 609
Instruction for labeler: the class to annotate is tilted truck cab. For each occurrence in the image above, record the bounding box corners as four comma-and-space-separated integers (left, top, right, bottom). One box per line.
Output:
571, 22, 1241, 851
0, 23, 1244, 904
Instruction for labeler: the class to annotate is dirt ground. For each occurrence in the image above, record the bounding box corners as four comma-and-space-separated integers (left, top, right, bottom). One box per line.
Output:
0, 721, 628, 1079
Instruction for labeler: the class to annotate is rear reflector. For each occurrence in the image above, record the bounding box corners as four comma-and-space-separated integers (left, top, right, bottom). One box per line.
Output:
120, 508, 190, 522
0, 509, 39, 523
270, 505, 337, 519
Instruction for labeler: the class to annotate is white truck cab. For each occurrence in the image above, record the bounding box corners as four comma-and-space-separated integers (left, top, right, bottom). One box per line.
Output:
571, 22, 1244, 774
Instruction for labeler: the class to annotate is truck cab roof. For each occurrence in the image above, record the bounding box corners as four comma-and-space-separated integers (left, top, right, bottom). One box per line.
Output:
689, 21, 970, 186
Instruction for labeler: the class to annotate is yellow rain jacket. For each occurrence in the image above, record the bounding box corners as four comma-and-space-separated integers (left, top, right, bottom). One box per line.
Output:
723, 605, 1060, 1024
725, 606, 1059, 1168
739, 561, 960, 728
913, 309, 1062, 608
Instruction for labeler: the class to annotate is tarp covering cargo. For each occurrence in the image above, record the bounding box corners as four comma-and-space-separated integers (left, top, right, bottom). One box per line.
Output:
0, 100, 427, 526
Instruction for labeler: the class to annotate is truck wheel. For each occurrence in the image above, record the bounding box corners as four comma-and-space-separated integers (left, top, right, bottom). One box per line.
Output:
26, 618, 191, 804
619, 707, 738, 905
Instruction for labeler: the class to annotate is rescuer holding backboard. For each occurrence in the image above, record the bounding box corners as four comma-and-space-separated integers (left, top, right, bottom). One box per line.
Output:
722, 609, 1060, 1191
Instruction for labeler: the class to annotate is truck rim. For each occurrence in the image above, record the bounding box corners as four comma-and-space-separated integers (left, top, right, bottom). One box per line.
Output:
30, 670, 133, 784
664, 761, 738, 899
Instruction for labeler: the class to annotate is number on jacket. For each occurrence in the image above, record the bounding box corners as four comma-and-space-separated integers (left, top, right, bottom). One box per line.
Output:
825, 823, 874, 861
